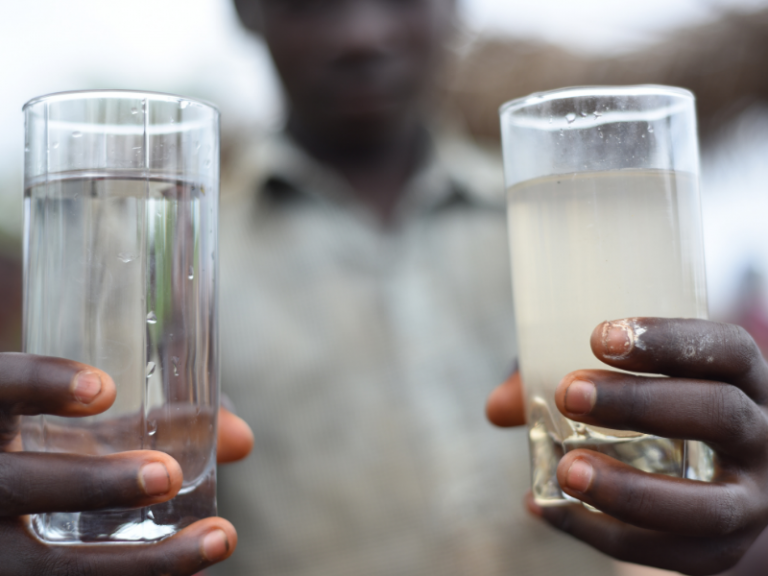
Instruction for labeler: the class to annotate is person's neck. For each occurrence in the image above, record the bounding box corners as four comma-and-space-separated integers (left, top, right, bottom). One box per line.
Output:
287, 115, 429, 227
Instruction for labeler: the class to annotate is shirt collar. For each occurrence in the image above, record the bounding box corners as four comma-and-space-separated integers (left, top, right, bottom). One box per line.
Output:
223, 129, 505, 215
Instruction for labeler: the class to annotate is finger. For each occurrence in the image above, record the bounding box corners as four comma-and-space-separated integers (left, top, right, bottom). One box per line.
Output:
19, 517, 238, 576
540, 502, 752, 576
486, 371, 526, 427
217, 407, 254, 464
0, 353, 116, 417
555, 450, 756, 538
0, 450, 182, 516
555, 370, 768, 465
590, 319, 768, 403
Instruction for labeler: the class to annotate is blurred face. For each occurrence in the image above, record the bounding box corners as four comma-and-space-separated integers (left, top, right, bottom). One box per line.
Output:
241, 0, 455, 145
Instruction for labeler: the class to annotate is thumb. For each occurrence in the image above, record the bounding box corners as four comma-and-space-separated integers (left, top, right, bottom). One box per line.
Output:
486, 371, 526, 427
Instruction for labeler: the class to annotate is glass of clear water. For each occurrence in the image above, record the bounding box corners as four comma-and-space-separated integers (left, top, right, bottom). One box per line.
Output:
22, 90, 220, 542
499, 85, 712, 506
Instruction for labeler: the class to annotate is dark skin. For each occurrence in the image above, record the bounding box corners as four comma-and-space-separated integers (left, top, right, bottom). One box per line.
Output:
235, 0, 454, 224
488, 319, 768, 575
7, 1, 768, 574
0, 353, 253, 575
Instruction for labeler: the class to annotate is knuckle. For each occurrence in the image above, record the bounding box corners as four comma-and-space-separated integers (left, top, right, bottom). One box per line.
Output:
722, 323, 762, 375
708, 489, 746, 537
708, 386, 758, 445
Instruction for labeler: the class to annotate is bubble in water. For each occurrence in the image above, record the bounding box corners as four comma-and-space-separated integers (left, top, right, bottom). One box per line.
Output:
146, 361, 156, 377
188, 265, 194, 280
559, 129, 564, 137
146, 311, 157, 324
147, 420, 157, 436
565, 113, 576, 124
63, 522, 73, 531
72, 131, 82, 138
117, 252, 136, 263
648, 125, 654, 133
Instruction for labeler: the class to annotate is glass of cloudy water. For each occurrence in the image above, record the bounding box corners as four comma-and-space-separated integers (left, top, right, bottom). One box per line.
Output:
499, 86, 712, 507
22, 90, 219, 542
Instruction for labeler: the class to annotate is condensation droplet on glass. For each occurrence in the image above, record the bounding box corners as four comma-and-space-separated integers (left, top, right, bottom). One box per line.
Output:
599, 131, 605, 139
146, 361, 156, 377
559, 129, 564, 137
146, 311, 157, 324
642, 133, 646, 138
147, 421, 157, 436
117, 252, 136, 263
648, 125, 654, 133
188, 265, 194, 280
565, 113, 576, 124
72, 131, 82, 138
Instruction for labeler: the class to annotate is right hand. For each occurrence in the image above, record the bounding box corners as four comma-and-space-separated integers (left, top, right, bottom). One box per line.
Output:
0, 352, 239, 575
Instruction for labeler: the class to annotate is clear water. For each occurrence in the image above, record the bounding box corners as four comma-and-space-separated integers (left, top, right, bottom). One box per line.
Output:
507, 170, 712, 506
23, 173, 218, 542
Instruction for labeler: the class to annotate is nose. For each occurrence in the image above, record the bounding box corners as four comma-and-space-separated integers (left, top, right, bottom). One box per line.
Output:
333, 0, 399, 57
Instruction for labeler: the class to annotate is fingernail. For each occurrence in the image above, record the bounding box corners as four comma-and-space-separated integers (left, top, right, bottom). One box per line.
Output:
602, 321, 633, 359
202, 529, 230, 561
71, 371, 103, 404
565, 459, 594, 493
564, 380, 596, 415
139, 462, 170, 496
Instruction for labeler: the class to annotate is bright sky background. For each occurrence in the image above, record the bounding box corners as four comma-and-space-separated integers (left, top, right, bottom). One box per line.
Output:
3, 0, 768, 315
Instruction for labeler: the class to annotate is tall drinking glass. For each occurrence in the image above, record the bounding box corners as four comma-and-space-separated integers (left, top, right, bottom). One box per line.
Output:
500, 86, 712, 506
22, 90, 220, 542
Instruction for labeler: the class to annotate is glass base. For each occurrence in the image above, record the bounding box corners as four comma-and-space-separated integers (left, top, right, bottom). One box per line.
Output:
528, 400, 714, 507
29, 468, 216, 543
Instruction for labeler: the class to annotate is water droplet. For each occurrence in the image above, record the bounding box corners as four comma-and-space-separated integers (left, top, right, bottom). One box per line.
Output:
574, 422, 588, 435
559, 129, 564, 137
72, 131, 82, 138
146, 311, 157, 324
146, 361, 156, 377
131, 107, 138, 115
594, 110, 603, 118
641, 133, 646, 138
147, 420, 157, 435
63, 521, 73, 531
565, 113, 576, 124
598, 131, 605, 139
579, 111, 587, 118
117, 252, 136, 263
188, 265, 194, 280
648, 125, 654, 133
24, 146, 29, 153
147, 509, 155, 519
51, 142, 59, 149
180, 100, 190, 109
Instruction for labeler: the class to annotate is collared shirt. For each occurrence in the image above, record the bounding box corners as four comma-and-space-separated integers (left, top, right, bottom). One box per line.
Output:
211, 132, 613, 576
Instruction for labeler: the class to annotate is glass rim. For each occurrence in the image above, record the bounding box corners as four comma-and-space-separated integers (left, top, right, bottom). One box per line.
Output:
499, 84, 694, 117
22, 89, 219, 114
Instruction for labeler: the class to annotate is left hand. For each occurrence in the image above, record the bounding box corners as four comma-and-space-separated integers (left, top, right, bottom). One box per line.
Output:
487, 318, 768, 576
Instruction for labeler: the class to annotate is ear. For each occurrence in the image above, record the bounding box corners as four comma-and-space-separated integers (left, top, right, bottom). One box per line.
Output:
233, 0, 263, 34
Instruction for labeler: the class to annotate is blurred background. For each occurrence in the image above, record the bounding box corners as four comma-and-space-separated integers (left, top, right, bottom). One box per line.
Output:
2, 0, 768, 352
